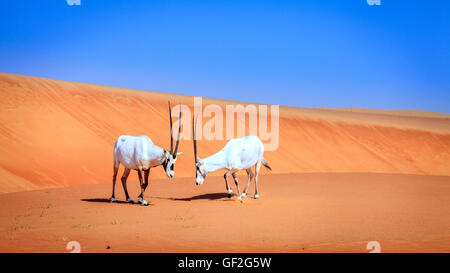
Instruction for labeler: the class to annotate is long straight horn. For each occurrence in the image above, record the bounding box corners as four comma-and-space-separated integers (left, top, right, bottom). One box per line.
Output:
173, 104, 182, 156
193, 115, 198, 163
168, 101, 173, 153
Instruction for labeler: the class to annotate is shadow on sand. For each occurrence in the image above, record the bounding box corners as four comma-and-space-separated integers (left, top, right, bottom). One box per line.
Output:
80, 198, 154, 206
168, 192, 231, 201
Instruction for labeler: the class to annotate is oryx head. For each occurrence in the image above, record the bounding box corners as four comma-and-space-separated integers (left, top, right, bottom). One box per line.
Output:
164, 102, 182, 179
193, 115, 207, 185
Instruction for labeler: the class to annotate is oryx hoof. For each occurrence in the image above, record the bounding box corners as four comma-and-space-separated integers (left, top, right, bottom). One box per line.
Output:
240, 193, 247, 198
227, 189, 233, 198
137, 197, 148, 206
110, 197, 116, 203
126, 198, 134, 203
254, 194, 259, 199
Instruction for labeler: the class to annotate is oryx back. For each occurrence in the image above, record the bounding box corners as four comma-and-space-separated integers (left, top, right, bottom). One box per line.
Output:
114, 135, 163, 170
223, 135, 264, 169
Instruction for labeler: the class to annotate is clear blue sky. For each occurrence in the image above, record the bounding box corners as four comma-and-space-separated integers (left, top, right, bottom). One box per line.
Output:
1, 0, 449, 113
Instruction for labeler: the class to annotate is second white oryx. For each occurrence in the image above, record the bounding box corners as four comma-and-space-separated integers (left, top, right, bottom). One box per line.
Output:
110, 102, 182, 206
192, 116, 271, 200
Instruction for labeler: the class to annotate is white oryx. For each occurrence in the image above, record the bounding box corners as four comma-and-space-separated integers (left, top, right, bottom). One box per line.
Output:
110, 102, 182, 206
192, 116, 271, 200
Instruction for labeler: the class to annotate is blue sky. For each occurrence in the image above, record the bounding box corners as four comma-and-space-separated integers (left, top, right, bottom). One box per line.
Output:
0, 0, 449, 113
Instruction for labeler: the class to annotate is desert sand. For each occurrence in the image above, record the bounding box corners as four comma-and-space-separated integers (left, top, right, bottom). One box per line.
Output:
0, 173, 449, 253
0, 72, 449, 252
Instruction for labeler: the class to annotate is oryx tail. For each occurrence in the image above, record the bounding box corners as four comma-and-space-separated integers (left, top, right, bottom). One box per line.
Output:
261, 158, 272, 171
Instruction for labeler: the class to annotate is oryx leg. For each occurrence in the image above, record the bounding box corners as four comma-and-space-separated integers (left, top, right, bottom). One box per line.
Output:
143, 169, 150, 191
254, 161, 262, 199
137, 168, 148, 206
137, 169, 143, 198
241, 168, 254, 198
224, 171, 233, 198
231, 172, 242, 201
110, 162, 119, 202
121, 168, 133, 203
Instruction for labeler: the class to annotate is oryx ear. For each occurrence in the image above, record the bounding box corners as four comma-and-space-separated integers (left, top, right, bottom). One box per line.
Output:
196, 157, 203, 164
176, 152, 183, 156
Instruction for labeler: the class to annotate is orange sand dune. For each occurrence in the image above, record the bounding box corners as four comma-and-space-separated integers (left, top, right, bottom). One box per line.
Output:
0, 173, 448, 253
1, 72, 450, 193
1, 73, 450, 253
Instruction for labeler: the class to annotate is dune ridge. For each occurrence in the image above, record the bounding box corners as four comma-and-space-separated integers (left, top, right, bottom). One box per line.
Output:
0, 72, 449, 194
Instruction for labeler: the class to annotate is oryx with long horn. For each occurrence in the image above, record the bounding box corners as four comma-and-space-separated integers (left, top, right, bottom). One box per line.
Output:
110, 102, 183, 206
192, 116, 271, 200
